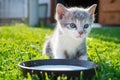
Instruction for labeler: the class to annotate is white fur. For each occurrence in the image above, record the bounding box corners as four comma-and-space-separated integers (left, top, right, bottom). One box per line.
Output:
53, 32, 81, 58
48, 23, 88, 60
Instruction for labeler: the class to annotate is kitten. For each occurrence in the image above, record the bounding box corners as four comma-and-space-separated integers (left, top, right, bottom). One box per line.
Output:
43, 3, 97, 60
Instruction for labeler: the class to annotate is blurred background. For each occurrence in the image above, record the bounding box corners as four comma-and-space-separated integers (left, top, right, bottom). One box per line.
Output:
0, 0, 120, 26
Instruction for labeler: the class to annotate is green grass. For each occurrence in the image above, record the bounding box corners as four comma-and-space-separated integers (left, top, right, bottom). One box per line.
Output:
88, 27, 120, 80
0, 24, 120, 80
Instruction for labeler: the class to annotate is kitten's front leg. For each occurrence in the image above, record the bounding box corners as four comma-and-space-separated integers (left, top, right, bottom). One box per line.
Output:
53, 50, 66, 59
53, 53, 66, 59
76, 51, 88, 60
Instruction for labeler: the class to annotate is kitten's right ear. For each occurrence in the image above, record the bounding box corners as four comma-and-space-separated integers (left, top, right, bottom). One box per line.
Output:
56, 3, 67, 19
88, 4, 97, 16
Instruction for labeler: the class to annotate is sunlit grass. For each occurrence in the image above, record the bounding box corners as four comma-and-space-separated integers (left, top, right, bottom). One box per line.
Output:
0, 24, 120, 80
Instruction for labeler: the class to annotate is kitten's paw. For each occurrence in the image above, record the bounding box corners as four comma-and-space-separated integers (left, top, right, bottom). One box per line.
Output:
78, 55, 88, 60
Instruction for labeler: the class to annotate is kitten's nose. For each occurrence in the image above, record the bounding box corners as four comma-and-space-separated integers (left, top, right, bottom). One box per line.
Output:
78, 31, 83, 35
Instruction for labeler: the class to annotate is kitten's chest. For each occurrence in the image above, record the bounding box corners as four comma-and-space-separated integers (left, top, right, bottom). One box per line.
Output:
59, 35, 82, 54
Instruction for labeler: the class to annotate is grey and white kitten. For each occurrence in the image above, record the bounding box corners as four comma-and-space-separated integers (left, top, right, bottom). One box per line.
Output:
43, 4, 97, 60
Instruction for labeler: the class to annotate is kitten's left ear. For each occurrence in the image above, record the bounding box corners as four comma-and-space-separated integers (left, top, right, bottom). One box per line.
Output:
88, 4, 97, 16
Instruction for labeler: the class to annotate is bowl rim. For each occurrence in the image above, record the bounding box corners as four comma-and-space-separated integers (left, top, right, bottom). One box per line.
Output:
18, 59, 99, 72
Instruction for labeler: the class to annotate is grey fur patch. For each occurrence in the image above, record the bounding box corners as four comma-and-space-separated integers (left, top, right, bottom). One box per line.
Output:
76, 51, 83, 59
45, 41, 53, 58
64, 50, 69, 59
72, 11, 88, 20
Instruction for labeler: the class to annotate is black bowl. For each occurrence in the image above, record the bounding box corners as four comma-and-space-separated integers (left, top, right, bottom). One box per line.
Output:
18, 59, 98, 80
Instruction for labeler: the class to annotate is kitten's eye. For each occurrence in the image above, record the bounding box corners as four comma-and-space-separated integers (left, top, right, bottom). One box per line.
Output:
70, 23, 76, 28
84, 24, 89, 29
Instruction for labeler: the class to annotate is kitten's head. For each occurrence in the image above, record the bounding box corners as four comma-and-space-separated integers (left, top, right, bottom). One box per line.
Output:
55, 4, 97, 39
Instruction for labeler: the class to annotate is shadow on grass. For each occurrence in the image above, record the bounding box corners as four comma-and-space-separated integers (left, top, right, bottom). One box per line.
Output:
89, 27, 120, 44
33, 22, 55, 30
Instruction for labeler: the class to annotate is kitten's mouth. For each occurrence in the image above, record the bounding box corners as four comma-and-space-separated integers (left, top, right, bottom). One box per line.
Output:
76, 35, 82, 38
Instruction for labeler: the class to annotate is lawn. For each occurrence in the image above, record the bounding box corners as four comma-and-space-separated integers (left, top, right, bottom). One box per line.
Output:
0, 24, 120, 80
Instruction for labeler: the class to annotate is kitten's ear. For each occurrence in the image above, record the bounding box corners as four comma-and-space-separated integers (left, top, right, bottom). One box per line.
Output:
56, 3, 67, 19
88, 4, 97, 16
